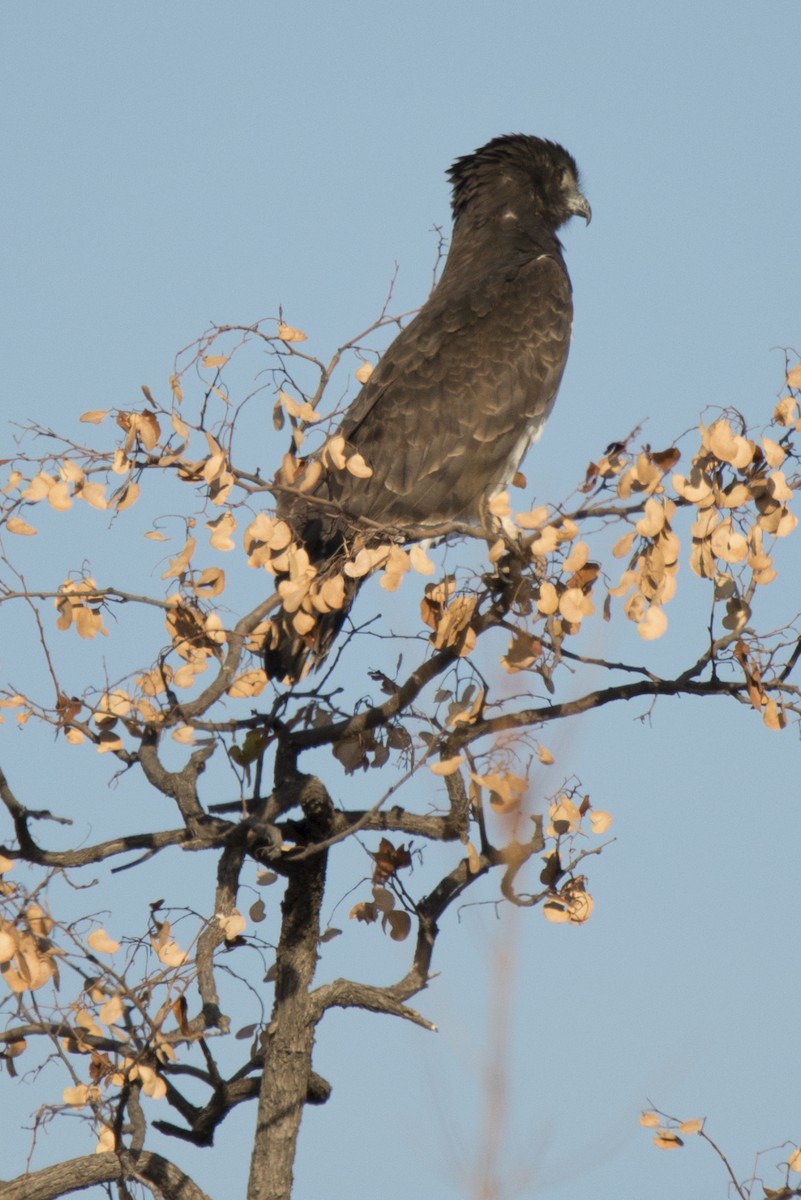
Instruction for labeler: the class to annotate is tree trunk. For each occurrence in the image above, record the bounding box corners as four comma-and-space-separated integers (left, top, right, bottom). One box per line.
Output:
246, 849, 327, 1200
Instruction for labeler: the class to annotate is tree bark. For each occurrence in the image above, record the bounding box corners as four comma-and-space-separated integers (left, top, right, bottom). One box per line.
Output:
0, 1151, 212, 1200
246, 841, 328, 1200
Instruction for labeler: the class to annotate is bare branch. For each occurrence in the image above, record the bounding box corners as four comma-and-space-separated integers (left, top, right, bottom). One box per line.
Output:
0, 1151, 213, 1200
450, 675, 748, 749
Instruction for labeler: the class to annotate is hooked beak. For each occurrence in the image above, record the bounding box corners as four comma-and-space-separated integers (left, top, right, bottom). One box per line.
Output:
567, 189, 592, 225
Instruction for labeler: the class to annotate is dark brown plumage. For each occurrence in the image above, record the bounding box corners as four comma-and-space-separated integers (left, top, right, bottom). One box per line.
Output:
265, 133, 590, 682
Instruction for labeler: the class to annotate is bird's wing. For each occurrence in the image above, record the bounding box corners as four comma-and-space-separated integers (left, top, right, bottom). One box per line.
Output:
325, 251, 573, 530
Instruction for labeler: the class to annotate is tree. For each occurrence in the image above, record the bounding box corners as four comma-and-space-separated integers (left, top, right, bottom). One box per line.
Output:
0, 307, 799, 1200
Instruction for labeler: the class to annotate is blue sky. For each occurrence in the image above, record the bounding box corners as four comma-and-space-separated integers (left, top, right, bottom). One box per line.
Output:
3, 3, 801, 1198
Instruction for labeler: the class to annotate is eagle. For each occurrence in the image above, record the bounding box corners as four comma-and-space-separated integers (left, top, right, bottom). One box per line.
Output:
265, 133, 590, 683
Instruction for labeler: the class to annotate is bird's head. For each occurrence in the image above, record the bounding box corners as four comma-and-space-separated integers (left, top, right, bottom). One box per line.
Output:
448, 133, 591, 232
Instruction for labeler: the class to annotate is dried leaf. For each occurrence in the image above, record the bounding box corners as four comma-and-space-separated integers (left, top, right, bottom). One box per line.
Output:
409, 544, 435, 575
653, 1132, 684, 1150
227, 670, 268, 699
774, 395, 797, 425
372, 838, 412, 881
429, 755, 464, 776
192, 567, 226, 598
26, 904, 53, 936
488, 490, 511, 518
296, 459, 323, 493
207, 512, 236, 551
516, 505, 549, 530
466, 840, 482, 874
385, 910, 412, 941
761, 436, 786, 468
162, 536, 197, 579
136, 1063, 167, 1099
349, 901, 378, 924
559, 587, 592, 625
292, 610, 316, 636
537, 581, 559, 615
218, 910, 246, 941
99, 993, 124, 1026
322, 435, 347, 470
75, 481, 105, 509
638, 605, 667, 640
0, 930, 15, 964
171, 726, 195, 745
115, 480, 140, 512
612, 530, 636, 558
636, 498, 666, 538
589, 810, 613, 834
707, 418, 753, 468
279, 390, 322, 423
95, 1126, 116, 1155
562, 540, 589, 574
367, 891, 393, 923
47, 481, 72, 511
153, 936, 187, 967
501, 630, 543, 673
549, 796, 582, 834
96, 730, 123, 757
346, 452, 373, 478
87, 929, 120, 954
343, 548, 376, 579
542, 901, 570, 924
6, 517, 37, 536
762, 699, 786, 731
277, 323, 307, 343
23, 471, 54, 502
431, 594, 476, 655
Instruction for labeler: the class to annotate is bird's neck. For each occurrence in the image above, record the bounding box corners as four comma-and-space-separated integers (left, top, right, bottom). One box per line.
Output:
443, 214, 562, 281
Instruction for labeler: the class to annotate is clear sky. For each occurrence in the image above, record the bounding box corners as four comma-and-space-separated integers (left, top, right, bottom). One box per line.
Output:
3, 3, 801, 1198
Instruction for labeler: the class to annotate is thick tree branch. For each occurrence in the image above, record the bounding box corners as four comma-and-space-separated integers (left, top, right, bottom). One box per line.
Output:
193, 842, 247, 1035
0, 1151, 212, 1200
0, 764, 194, 866
136, 735, 212, 822
246, 772, 335, 1200
153, 1068, 330, 1147
312, 979, 437, 1030
449, 675, 748, 748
